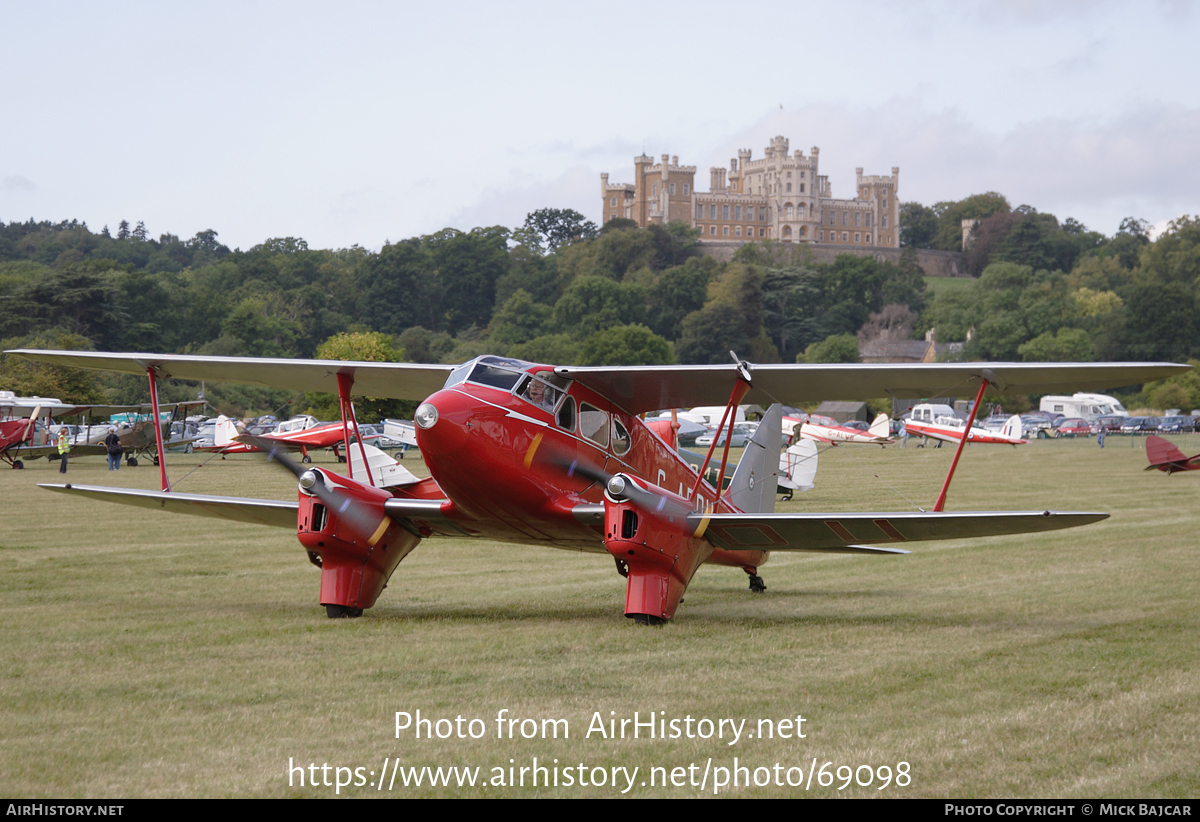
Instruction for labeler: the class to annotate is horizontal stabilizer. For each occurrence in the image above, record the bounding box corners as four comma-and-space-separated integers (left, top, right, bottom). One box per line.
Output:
39, 484, 298, 528
691, 510, 1108, 552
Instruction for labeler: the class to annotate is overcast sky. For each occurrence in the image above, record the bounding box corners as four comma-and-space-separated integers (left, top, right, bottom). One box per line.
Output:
3, 0, 1196, 250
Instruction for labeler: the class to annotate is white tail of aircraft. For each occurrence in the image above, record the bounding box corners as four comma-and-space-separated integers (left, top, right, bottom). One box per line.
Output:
213, 415, 241, 448
348, 441, 420, 488
778, 438, 819, 493
1000, 414, 1022, 440
869, 412, 891, 440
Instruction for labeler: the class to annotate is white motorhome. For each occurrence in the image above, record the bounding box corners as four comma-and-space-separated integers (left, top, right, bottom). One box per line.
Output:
1039, 393, 1128, 419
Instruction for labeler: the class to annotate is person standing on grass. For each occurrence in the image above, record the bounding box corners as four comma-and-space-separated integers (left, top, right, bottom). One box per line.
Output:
57, 427, 70, 474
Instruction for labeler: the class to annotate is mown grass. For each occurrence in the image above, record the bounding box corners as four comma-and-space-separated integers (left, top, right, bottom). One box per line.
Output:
1, 437, 1197, 798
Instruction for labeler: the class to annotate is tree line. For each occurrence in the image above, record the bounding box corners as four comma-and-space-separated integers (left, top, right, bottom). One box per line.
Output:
1, 198, 1197, 417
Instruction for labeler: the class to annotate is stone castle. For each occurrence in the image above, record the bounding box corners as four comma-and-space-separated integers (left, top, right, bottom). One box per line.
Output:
601, 135, 899, 249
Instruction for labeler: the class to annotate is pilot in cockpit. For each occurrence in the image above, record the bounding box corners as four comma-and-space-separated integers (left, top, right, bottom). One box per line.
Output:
523, 378, 558, 411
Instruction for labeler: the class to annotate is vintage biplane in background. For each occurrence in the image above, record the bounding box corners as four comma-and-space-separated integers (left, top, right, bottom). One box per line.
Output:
7, 348, 1189, 623
1144, 435, 1200, 474
1, 392, 201, 468
194, 413, 347, 463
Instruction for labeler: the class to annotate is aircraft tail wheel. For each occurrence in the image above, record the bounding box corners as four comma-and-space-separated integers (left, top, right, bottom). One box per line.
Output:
126, 457, 138, 467
748, 574, 767, 593
337, 455, 346, 464
153, 456, 159, 466
628, 613, 667, 626
13, 460, 24, 469
302, 455, 312, 464
781, 490, 793, 502
325, 604, 363, 619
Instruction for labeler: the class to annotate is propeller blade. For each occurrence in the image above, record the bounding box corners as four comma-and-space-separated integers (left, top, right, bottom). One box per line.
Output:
242, 434, 390, 540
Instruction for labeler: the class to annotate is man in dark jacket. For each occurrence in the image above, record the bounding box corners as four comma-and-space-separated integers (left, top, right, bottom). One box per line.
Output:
104, 427, 122, 471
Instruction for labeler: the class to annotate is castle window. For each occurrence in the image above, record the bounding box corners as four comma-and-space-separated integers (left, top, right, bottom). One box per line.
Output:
709, 205, 717, 219
882, 199, 888, 208
882, 215, 888, 228
747, 206, 754, 221
736, 226, 742, 236
866, 214, 872, 227
683, 184, 689, 195
710, 226, 716, 235
799, 226, 806, 237
670, 183, 676, 195
855, 213, 861, 227
866, 234, 871, 244
696, 203, 704, 219
786, 204, 794, 219
855, 233, 861, 243
829, 213, 835, 225
842, 232, 848, 242
787, 171, 792, 178
759, 228, 765, 237
786, 183, 792, 192
820, 231, 824, 241
801, 171, 805, 178
723, 226, 729, 236
610, 197, 616, 207
735, 205, 742, 220
653, 185, 657, 197
723, 204, 730, 219
800, 184, 804, 193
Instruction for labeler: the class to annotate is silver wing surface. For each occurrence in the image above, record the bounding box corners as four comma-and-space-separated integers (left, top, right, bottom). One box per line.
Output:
40, 484, 298, 528
8, 350, 455, 401
8, 350, 1188, 414
692, 510, 1108, 554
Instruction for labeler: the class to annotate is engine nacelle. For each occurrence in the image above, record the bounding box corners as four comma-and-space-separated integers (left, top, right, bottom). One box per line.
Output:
296, 469, 421, 611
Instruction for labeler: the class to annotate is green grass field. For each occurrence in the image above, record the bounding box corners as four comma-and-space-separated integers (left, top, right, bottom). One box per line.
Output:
2, 437, 1197, 798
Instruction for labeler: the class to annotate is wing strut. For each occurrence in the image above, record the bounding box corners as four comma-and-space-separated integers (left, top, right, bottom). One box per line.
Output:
688, 354, 753, 503
147, 366, 170, 492
336, 372, 374, 485
932, 376, 989, 511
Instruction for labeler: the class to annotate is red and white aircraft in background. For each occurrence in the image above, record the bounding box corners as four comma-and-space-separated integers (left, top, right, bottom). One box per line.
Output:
904, 403, 1027, 446
7, 349, 1186, 623
784, 412, 892, 445
196, 414, 348, 463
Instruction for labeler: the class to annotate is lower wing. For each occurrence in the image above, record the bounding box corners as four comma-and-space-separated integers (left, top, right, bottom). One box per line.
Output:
692, 510, 1108, 554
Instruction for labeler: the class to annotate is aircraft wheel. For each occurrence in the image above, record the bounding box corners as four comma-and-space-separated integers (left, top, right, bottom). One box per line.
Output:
325, 604, 363, 619
781, 490, 793, 502
628, 613, 667, 626
748, 574, 767, 593
185, 443, 193, 453
301, 455, 312, 464
13, 460, 24, 469
1055, 430, 1062, 438
126, 457, 138, 467
336, 455, 346, 464
152, 456, 160, 466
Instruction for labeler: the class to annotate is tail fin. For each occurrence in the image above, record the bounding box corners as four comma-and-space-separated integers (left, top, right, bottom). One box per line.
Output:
1001, 414, 1022, 440
214, 415, 240, 447
1146, 435, 1188, 469
778, 439, 818, 493
728, 404, 781, 514
348, 441, 420, 488
868, 412, 890, 440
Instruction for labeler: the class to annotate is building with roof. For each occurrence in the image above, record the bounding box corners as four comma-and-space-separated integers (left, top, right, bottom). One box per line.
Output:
601, 135, 899, 249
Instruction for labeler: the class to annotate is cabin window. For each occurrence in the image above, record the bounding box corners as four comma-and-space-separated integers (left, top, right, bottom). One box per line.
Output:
557, 397, 576, 432
516, 375, 560, 412
611, 418, 631, 455
579, 403, 609, 447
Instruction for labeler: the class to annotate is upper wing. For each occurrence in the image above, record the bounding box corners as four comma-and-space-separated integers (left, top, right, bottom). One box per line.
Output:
692, 510, 1108, 553
557, 362, 1189, 415
9, 350, 1188, 414
8, 350, 454, 401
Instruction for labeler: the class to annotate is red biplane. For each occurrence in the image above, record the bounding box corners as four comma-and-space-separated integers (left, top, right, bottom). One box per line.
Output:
195, 413, 348, 463
7, 349, 1188, 623
1144, 435, 1200, 474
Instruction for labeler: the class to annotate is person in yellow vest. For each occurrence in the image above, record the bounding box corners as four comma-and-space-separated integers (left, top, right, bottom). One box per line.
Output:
57, 426, 70, 474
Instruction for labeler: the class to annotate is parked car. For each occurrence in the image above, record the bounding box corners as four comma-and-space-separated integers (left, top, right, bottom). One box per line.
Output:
1120, 416, 1157, 434
1054, 418, 1091, 438
1157, 416, 1195, 434
695, 424, 752, 447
